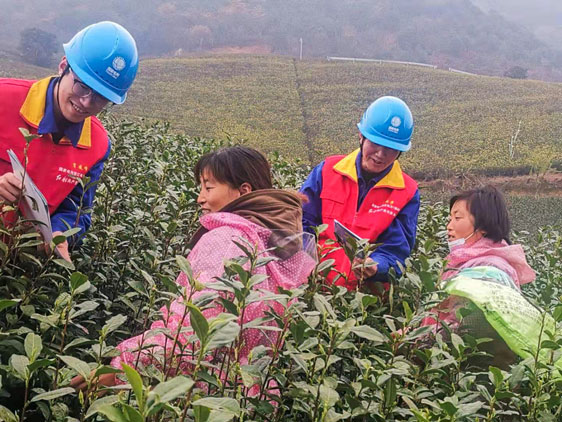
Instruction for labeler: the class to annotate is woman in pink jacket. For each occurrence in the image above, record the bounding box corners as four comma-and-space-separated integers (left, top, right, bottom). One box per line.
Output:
73, 146, 316, 391
422, 185, 535, 367
442, 185, 534, 287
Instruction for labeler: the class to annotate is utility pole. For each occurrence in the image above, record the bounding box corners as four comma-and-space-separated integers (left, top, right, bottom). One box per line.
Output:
299, 38, 303, 60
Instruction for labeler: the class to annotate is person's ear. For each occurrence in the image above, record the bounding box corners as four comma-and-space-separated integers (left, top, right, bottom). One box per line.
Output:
239, 182, 252, 195
474, 228, 487, 238
58, 56, 68, 76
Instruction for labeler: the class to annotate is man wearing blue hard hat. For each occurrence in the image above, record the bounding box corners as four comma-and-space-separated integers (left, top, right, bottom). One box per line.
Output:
0, 21, 138, 261
300, 96, 420, 290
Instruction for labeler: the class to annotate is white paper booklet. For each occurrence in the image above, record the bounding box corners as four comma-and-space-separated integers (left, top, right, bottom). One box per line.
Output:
333, 219, 365, 259
7, 149, 53, 244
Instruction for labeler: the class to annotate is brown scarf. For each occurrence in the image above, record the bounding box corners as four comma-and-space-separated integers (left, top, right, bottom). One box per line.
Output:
188, 189, 303, 249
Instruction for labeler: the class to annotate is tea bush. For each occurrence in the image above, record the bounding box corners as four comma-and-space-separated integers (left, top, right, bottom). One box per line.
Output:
0, 119, 560, 422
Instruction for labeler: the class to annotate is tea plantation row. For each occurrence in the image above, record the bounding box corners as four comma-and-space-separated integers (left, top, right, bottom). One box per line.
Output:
0, 119, 560, 421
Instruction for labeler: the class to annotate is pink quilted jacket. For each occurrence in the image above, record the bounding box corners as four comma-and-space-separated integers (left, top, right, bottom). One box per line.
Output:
111, 212, 316, 393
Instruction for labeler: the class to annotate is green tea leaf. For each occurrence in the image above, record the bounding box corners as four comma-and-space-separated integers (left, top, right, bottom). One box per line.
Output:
191, 397, 241, 417
553, 305, 562, 322
10, 354, 30, 379
59, 355, 91, 380
147, 376, 194, 415
85, 396, 120, 419
439, 401, 457, 417
63, 227, 82, 238
351, 325, 386, 343
122, 403, 144, 422
402, 300, 413, 321
316, 258, 335, 273
54, 259, 75, 270
103, 314, 128, 335
0, 405, 18, 422
318, 385, 339, 407
187, 302, 209, 343
488, 366, 504, 387
31, 387, 75, 402
194, 405, 211, 422
95, 404, 128, 422
176, 254, 194, 279
383, 377, 397, 410
69, 272, 88, 291
28, 358, 55, 372
121, 364, 145, 411
24, 332, 42, 363
0, 299, 20, 312
247, 273, 268, 288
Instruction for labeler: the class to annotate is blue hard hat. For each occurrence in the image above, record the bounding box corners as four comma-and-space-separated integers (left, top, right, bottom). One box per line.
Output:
357, 96, 414, 152
63, 21, 138, 104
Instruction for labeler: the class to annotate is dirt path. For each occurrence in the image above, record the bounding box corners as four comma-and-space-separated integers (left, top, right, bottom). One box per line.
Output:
292, 59, 315, 164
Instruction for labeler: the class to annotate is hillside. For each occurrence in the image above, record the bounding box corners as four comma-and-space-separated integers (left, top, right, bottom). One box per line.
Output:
1, 0, 561, 80
0, 58, 50, 79
3, 55, 562, 179
118, 56, 562, 178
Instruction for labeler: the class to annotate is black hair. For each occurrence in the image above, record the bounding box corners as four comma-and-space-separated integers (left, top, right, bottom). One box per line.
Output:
194, 146, 273, 191
449, 185, 511, 244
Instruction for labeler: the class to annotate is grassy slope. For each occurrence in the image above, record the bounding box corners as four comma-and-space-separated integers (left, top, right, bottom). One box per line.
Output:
296, 60, 562, 177
0, 58, 51, 79
119, 56, 307, 161
422, 189, 562, 232
3, 55, 562, 178
120, 55, 562, 177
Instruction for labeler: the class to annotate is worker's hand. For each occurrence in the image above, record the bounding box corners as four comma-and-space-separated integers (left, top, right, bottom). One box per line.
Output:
70, 371, 117, 393
0, 172, 23, 203
51, 231, 72, 262
352, 257, 378, 279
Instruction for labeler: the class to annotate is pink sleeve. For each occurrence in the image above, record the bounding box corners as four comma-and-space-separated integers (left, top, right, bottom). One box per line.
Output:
185, 226, 250, 284
111, 226, 280, 381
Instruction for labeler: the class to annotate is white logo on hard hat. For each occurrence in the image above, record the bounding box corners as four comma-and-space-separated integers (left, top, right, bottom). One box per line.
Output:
391, 116, 401, 127
112, 56, 126, 71
106, 67, 120, 79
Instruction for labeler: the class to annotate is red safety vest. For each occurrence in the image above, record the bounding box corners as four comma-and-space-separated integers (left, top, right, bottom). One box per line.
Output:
318, 149, 418, 290
0, 77, 108, 220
